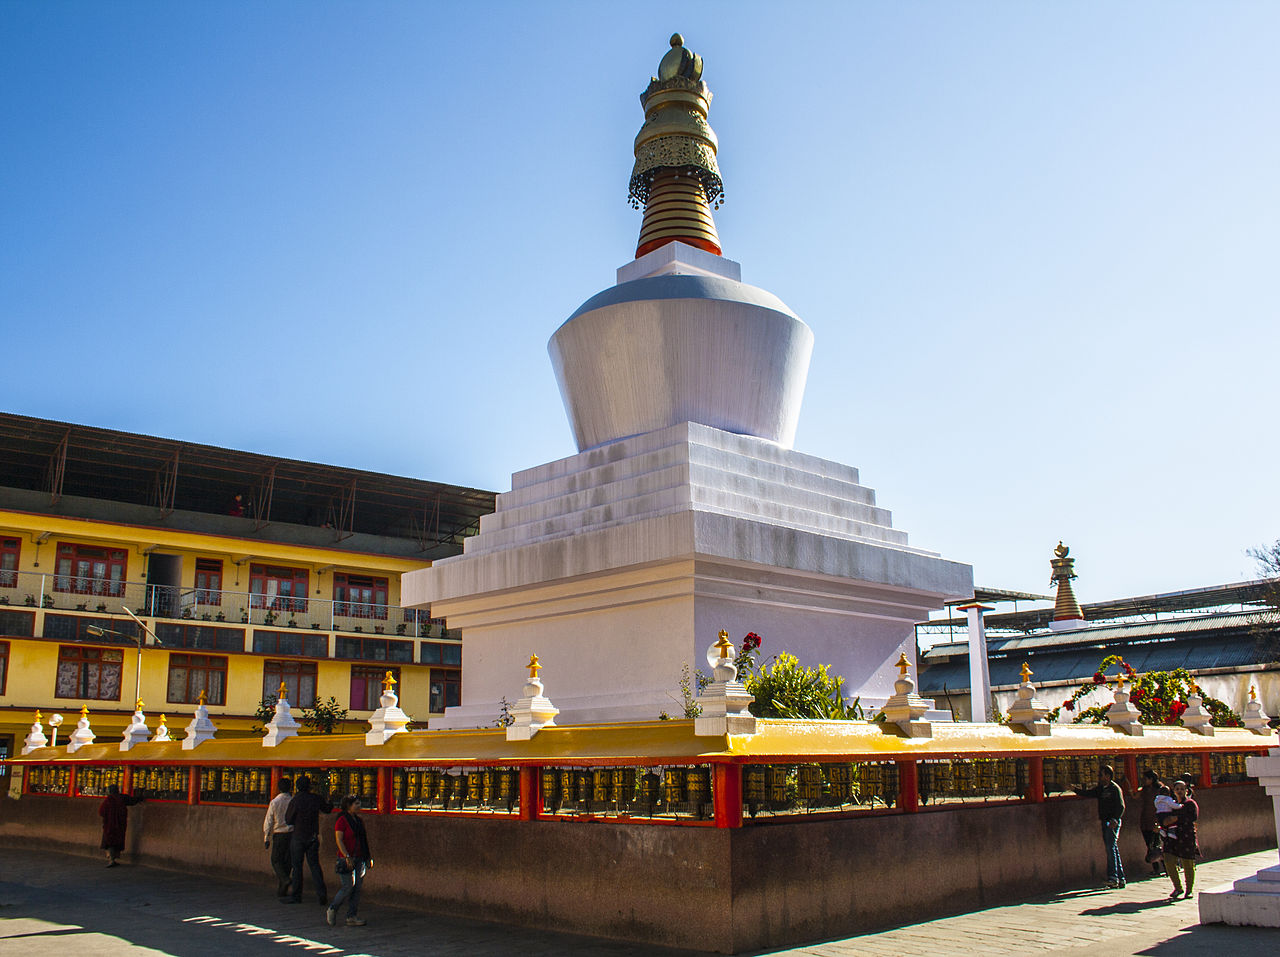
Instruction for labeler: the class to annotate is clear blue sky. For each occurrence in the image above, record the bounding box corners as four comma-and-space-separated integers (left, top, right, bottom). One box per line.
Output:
3, 2, 1277, 602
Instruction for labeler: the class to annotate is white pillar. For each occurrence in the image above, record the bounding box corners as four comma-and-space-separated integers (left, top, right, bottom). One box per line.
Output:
1198, 737, 1280, 926
958, 602, 993, 722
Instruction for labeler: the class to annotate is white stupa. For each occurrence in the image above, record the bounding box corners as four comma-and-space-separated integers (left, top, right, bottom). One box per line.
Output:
404, 34, 971, 727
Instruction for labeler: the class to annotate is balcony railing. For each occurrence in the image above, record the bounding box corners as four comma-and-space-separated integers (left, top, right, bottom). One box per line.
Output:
0, 570, 457, 639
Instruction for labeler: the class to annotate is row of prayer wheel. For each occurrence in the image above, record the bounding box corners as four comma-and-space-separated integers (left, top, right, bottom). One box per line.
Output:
76, 765, 125, 796
540, 766, 712, 813
200, 767, 271, 802
318, 768, 379, 806
918, 759, 1027, 802
1143, 753, 1204, 785
1211, 752, 1250, 782
395, 768, 519, 811
133, 766, 189, 799
743, 763, 901, 811
25, 765, 69, 794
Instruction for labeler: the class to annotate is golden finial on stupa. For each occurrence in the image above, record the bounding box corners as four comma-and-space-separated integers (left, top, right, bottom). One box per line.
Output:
715, 629, 732, 658
1049, 541, 1085, 623
896, 652, 910, 677
528, 654, 542, 679
198, 688, 207, 706
34, 710, 42, 722
81, 705, 89, 717
278, 681, 289, 701
1020, 661, 1033, 683
1251, 685, 1258, 701
383, 670, 397, 691
135, 698, 144, 712
629, 33, 724, 258
1115, 671, 1127, 690
158, 715, 167, 727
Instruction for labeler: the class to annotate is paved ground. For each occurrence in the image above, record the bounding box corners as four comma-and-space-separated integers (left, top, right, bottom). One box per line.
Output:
0, 847, 1276, 956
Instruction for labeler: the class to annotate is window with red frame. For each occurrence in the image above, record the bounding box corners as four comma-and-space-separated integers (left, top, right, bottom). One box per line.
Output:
194, 558, 223, 606
53, 543, 127, 597
429, 668, 461, 713
0, 640, 8, 694
263, 659, 318, 707
248, 564, 308, 612
166, 653, 227, 705
350, 665, 399, 711
55, 645, 123, 700
0, 538, 19, 588
333, 573, 388, 619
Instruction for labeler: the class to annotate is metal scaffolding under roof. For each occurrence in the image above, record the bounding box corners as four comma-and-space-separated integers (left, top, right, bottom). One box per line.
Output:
0, 411, 496, 557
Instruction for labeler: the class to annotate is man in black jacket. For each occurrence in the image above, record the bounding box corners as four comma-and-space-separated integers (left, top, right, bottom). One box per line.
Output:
1073, 765, 1127, 888
283, 775, 333, 905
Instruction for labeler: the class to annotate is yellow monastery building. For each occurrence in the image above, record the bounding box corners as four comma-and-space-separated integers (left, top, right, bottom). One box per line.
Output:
0, 412, 494, 768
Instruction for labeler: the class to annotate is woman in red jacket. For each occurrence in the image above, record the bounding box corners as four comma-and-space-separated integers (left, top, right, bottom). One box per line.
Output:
325, 795, 372, 927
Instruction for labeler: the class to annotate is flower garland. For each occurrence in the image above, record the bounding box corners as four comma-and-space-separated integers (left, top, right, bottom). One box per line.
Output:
1044, 654, 1242, 727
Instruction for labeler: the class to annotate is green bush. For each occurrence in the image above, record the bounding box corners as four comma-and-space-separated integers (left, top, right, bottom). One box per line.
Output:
746, 652, 862, 720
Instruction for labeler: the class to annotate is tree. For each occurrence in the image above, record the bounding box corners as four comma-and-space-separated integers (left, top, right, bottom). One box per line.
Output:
1248, 540, 1280, 661
302, 696, 349, 734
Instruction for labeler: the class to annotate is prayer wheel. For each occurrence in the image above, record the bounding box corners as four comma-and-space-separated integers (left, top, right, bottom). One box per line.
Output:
500, 770, 517, 807
639, 771, 661, 806
611, 767, 636, 805
826, 763, 852, 800
592, 768, 612, 803
540, 769, 560, 811
686, 767, 710, 807
466, 771, 483, 803
558, 769, 575, 805
404, 770, 418, 802
662, 768, 686, 805
483, 769, 498, 804
766, 765, 788, 805
743, 766, 765, 804
797, 765, 822, 802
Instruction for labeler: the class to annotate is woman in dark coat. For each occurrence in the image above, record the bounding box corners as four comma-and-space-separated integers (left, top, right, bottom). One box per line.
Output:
99, 784, 143, 867
1162, 779, 1200, 899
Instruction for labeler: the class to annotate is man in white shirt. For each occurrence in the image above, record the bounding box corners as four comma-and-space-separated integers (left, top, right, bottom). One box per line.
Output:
263, 776, 294, 898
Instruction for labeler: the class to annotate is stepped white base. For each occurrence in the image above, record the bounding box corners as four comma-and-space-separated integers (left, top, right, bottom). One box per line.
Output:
404, 423, 972, 729
1200, 866, 1280, 927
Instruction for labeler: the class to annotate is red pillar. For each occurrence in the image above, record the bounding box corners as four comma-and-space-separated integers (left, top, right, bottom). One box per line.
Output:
1027, 757, 1045, 803
1199, 753, 1213, 790
376, 767, 391, 813
66, 765, 78, 798
518, 766, 540, 821
122, 765, 133, 794
188, 766, 199, 805
897, 760, 919, 812
1123, 754, 1139, 791
713, 763, 743, 828
270, 766, 281, 797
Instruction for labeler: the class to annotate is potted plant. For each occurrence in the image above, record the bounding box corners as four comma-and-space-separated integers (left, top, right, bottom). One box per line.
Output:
24, 594, 36, 607
96, 602, 108, 613
395, 623, 407, 636
201, 612, 212, 621
311, 623, 321, 629
287, 617, 298, 628
75, 602, 88, 612
263, 610, 277, 626
374, 625, 384, 634
240, 608, 249, 624
42, 594, 54, 608
215, 611, 226, 622
0, 595, 9, 605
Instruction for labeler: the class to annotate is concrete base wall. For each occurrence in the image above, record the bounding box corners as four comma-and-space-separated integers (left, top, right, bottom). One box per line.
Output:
3, 786, 1274, 953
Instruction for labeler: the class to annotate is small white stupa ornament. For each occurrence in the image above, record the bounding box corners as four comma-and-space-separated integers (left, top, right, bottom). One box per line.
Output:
182, 688, 218, 750
151, 714, 172, 743
1105, 672, 1144, 736
1243, 686, 1272, 733
21, 710, 48, 755
507, 654, 560, 741
695, 630, 756, 736
881, 653, 935, 737
366, 670, 411, 745
1180, 686, 1214, 736
119, 699, 151, 751
262, 681, 301, 747
1005, 662, 1052, 735
67, 705, 97, 753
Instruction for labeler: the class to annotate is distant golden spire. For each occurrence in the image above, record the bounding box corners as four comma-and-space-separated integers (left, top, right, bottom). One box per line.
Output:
629, 34, 723, 258
1048, 541, 1084, 622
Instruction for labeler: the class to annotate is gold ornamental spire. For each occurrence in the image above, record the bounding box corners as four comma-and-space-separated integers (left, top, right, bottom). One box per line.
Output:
1049, 542, 1084, 622
629, 34, 723, 258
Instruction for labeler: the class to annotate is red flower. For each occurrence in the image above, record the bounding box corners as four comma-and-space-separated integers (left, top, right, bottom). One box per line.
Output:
742, 632, 762, 651
1064, 699, 1075, 711
1131, 687, 1143, 702
1092, 672, 1105, 684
